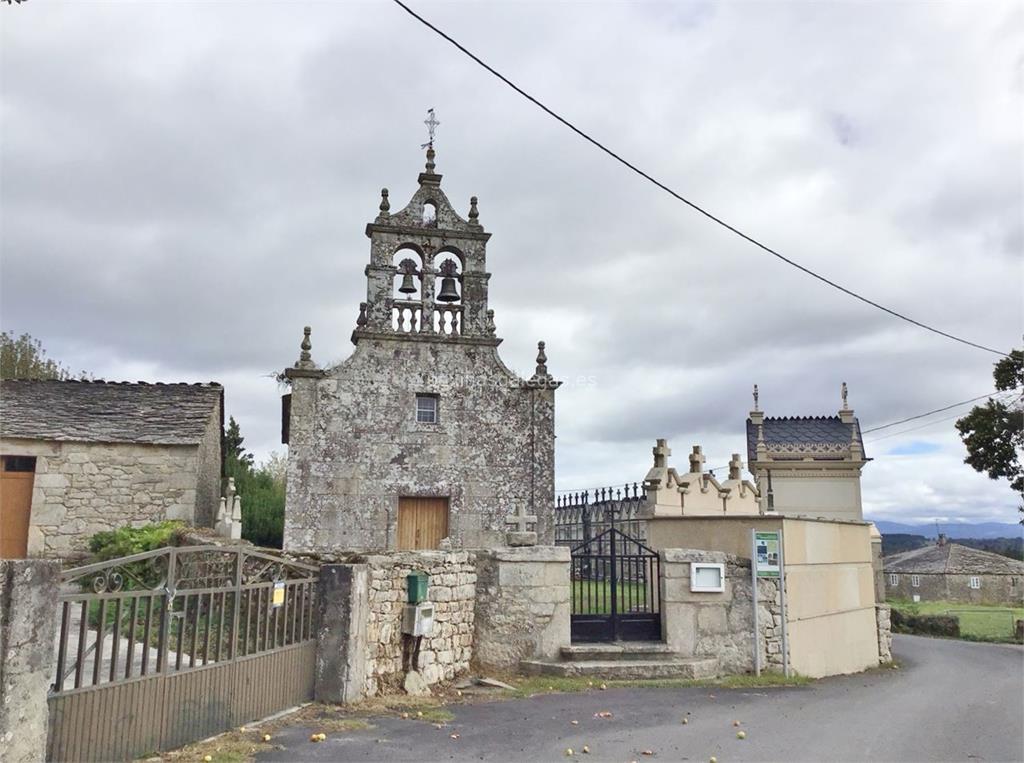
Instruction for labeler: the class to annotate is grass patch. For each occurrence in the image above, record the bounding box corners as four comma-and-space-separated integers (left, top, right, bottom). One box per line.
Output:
506, 671, 810, 698
889, 599, 1023, 643
572, 579, 651, 615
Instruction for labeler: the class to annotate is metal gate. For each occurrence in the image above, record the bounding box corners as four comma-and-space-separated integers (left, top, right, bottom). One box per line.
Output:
570, 527, 661, 643
47, 545, 319, 762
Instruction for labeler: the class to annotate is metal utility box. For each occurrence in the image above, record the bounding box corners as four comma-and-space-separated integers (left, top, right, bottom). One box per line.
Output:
406, 571, 429, 604
402, 601, 434, 637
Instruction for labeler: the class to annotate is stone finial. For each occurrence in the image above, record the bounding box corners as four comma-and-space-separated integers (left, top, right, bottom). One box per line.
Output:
295, 326, 314, 369
527, 340, 559, 389
841, 381, 849, 410
850, 419, 863, 459
379, 187, 390, 214
357, 302, 368, 327
652, 438, 671, 468
729, 454, 743, 481
425, 146, 436, 174
535, 341, 548, 376
485, 309, 496, 337
753, 384, 760, 412
468, 196, 480, 226
689, 445, 706, 474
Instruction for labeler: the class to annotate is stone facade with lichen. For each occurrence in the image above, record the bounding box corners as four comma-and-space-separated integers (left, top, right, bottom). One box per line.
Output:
284, 149, 557, 553
363, 551, 477, 695
0, 380, 223, 557
660, 549, 786, 675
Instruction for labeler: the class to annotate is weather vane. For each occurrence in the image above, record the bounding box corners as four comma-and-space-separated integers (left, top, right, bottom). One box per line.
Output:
421, 108, 440, 150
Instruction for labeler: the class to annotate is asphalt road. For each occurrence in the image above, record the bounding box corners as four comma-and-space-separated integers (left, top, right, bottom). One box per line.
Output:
258, 635, 1024, 762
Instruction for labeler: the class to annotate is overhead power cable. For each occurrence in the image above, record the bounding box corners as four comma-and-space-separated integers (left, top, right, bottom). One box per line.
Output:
391, 0, 1009, 357
860, 389, 1020, 434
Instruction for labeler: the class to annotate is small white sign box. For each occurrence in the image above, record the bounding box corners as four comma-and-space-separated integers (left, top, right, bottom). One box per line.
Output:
690, 562, 725, 592
402, 602, 434, 637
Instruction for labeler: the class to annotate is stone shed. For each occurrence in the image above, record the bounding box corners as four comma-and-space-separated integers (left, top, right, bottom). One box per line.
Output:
283, 147, 558, 553
0, 379, 223, 558
884, 536, 1024, 605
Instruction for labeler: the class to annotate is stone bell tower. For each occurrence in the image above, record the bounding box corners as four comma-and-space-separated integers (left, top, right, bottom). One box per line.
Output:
283, 144, 559, 554
354, 144, 498, 346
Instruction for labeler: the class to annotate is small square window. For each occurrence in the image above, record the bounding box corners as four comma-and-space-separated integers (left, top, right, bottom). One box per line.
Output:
911, 575, 920, 588
969, 576, 981, 590
888, 574, 899, 586
415, 394, 438, 424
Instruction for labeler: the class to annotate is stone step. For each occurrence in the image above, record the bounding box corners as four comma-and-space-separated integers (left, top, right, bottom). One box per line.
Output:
560, 643, 679, 662
520, 657, 719, 681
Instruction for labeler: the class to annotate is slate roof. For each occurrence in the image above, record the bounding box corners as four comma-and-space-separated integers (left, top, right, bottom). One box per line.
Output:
746, 415, 866, 465
0, 379, 223, 446
883, 542, 1024, 576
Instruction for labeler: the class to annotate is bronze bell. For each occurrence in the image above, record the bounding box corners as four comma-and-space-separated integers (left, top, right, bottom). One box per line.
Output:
436, 275, 460, 302
398, 272, 417, 295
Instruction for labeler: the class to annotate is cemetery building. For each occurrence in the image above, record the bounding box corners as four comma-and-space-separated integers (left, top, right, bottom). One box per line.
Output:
283, 147, 558, 554
0, 379, 223, 558
884, 535, 1024, 605
746, 384, 869, 520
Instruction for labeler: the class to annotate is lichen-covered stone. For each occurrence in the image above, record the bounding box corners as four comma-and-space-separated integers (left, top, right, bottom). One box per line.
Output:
284, 151, 556, 553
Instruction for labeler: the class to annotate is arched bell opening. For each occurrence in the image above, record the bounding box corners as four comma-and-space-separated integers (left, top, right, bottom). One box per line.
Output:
392, 246, 424, 300
421, 200, 438, 226
434, 257, 462, 305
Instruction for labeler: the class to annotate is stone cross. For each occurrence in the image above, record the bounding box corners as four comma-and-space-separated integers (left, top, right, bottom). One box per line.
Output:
505, 503, 538, 547
728, 453, 743, 481
689, 445, 706, 474
652, 439, 672, 468
841, 381, 849, 410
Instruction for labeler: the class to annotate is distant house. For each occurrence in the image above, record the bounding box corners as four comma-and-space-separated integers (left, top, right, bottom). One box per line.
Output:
884, 535, 1024, 605
0, 379, 223, 558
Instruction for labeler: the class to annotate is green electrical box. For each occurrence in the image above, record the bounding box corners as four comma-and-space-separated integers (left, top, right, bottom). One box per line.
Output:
407, 571, 429, 604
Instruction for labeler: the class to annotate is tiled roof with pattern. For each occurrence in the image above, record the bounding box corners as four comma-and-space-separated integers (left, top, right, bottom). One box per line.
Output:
746, 415, 865, 465
0, 379, 222, 445
883, 542, 1024, 575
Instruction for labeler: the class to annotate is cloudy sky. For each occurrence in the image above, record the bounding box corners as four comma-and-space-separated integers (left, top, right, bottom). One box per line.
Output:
2, 1, 1021, 525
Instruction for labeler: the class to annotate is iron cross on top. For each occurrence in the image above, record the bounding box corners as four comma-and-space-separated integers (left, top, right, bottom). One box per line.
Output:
422, 108, 440, 149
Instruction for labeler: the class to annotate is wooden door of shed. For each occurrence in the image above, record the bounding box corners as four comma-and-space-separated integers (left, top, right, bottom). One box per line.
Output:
0, 456, 36, 558
397, 497, 449, 550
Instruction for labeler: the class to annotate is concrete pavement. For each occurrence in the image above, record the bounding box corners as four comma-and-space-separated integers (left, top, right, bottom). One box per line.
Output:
256, 635, 1024, 762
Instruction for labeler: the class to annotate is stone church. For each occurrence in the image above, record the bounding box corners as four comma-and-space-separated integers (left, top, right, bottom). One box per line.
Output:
283, 147, 558, 554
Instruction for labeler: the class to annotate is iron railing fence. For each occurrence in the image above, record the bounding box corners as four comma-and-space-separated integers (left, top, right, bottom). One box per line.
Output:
554, 483, 650, 549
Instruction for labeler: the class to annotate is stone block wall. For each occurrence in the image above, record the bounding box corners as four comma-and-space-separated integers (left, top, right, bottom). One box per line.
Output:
363, 551, 476, 695
876, 604, 892, 663
0, 559, 60, 763
885, 572, 1024, 606
1, 436, 220, 557
474, 546, 570, 669
284, 339, 556, 554
660, 549, 785, 675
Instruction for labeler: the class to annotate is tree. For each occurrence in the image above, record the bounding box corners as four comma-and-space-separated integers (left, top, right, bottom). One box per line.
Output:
224, 416, 255, 474
223, 417, 284, 548
0, 331, 84, 380
955, 349, 1024, 516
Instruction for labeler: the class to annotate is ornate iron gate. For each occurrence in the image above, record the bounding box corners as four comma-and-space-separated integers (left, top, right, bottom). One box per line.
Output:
47, 545, 319, 762
570, 527, 661, 643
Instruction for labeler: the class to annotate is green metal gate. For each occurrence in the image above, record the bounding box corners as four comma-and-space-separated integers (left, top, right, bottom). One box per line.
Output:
47, 545, 319, 762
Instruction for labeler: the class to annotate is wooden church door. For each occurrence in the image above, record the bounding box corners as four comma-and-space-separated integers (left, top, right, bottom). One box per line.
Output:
397, 497, 449, 550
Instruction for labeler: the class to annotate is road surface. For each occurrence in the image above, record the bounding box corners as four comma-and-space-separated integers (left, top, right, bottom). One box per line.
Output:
257, 635, 1024, 762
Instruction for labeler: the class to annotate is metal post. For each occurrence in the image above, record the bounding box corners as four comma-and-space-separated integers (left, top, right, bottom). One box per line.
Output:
751, 528, 761, 676
778, 529, 790, 678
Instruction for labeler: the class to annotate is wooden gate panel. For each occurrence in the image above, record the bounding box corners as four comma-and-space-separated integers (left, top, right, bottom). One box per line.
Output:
397, 497, 449, 550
